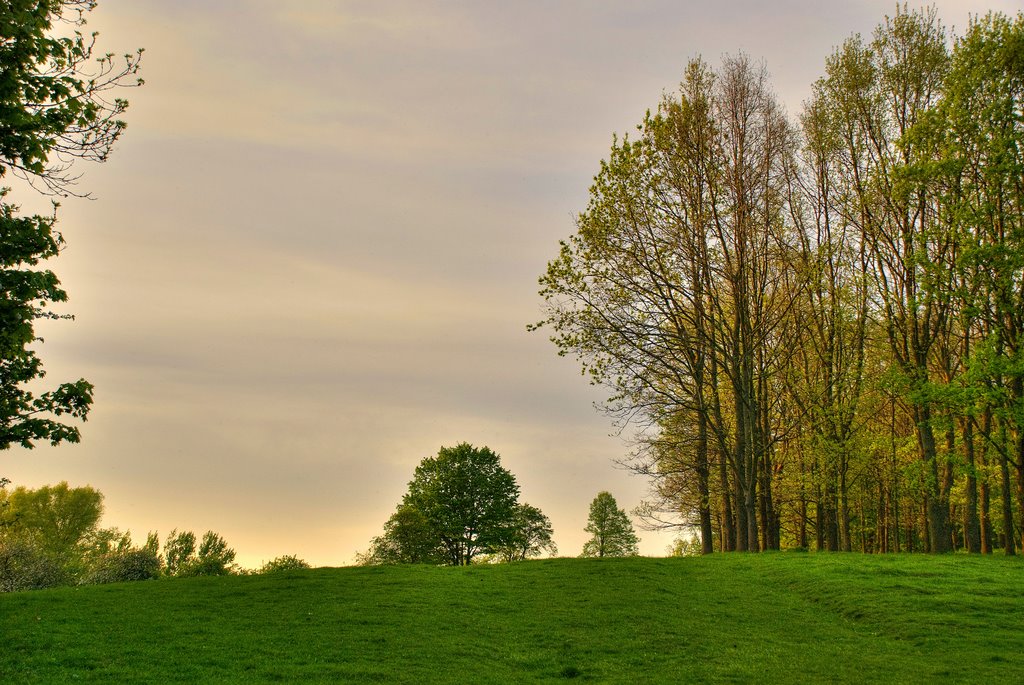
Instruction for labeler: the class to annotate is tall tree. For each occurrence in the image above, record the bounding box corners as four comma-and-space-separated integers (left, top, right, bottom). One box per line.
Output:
535, 54, 796, 552
0, 0, 142, 452
581, 491, 639, 558
919, 11, 1024, 554
810, 6, 954, 551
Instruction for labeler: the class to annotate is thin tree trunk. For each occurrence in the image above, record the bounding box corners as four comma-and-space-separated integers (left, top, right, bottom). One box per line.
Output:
697, 412, 714, 555
998, 422, 1016, 555
840, 458, 852, 552
963, 418, 982, 553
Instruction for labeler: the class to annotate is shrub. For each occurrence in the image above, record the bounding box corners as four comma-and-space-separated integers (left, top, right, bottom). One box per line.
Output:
85, 549, 161, 585
257, 555, 311, 574
0, 539, 65, 592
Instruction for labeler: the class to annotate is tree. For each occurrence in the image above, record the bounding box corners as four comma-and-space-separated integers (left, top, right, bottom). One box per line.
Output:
818, 7, 954, 552
162, 529, 237, 577
530, 5, 1024, 556
581, 491, 639, 558
0, 1, 142, 453
0, 1, 143, 191
363, 443, 549, 566
403, 443, 521, 566
360, 504, 446, 565
0, 537, 63, 591
186, 530, 237, 576
915, 11, 1024, 555
161, 529, 195, 576
0, 481, 102, 565
535, 54, 797, 553
494, 503, 557, 562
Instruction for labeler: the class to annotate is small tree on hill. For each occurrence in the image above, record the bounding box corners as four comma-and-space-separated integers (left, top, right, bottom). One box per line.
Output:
162, 530, 195, 576
361, 504, 446, 565
162, 529, 237, 577
363, 443, 556, 566
404, 443, 520, 566
581, 491, 639, 558
495, 503, 558, 562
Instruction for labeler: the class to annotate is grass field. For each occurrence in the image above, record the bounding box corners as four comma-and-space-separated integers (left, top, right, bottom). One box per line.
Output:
2, 554, 1022, 683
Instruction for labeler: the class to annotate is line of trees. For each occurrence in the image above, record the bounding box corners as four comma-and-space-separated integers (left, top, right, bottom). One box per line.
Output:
534, 7, 1024, 555
0, 481, 308, 591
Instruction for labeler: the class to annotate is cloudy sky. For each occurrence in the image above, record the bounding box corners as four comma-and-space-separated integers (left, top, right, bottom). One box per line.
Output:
6, 0, 1020, 567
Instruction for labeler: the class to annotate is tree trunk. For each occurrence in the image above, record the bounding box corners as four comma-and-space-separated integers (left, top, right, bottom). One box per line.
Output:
917, 410, 952, 553
719, 455, 736, 552
962, 418, 982, 553
696, 412, 714, 555
998, 422, 1016, 555
839, 458, 852, 552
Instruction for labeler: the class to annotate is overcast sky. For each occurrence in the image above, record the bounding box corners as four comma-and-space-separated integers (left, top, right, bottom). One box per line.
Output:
6, 0, 1021, 567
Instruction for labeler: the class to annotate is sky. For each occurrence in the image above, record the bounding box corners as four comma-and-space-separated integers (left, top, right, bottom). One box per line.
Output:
6, 0, 1022, 568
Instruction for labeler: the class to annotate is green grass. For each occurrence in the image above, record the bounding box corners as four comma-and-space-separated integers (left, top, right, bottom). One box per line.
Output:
2, 554, 1022, 683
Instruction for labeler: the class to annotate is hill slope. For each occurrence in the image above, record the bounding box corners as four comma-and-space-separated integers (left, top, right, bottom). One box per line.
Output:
2, 554, 1022, 683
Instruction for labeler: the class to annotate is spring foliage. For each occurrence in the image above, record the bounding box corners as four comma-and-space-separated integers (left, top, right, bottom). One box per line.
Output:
535, 7, 1024, 555
0, 0, 141, 451
363, 443, 555, 566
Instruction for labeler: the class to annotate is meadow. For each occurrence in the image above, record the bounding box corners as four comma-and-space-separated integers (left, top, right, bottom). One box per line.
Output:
2, 554, 1022, 683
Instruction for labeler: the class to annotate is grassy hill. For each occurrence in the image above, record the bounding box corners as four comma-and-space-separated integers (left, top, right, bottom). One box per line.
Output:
2, 554, 1022, 683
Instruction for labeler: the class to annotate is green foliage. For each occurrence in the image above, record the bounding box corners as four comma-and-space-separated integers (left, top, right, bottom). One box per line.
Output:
163, 529, 237, 577
0, 0, 141, 454
80, 528, 161, 584
161, 529, 195, 576
0, 0, 143, 189
361, 504, 447, 565
397, 443, 523, 566
0, 197, 94, 449
493, 503, 557, 562
667, 535, 702, 557
83, 548, 160, 585
1, 556, 1022, 681
581, 491, 639, 558
365, 444, 558, 566
0, 482, 102, 568
257, 555, 311, 574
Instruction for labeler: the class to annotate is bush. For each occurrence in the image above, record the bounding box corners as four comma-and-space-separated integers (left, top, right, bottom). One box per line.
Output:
0, 539, 65, 592
85, 549, 161, 585
177, 556, 235, 577
257, 555, 311, 574
667, 535, 702, 557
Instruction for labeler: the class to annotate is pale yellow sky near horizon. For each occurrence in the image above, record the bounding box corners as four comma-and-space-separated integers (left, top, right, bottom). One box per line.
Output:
5, 0, 1022, 568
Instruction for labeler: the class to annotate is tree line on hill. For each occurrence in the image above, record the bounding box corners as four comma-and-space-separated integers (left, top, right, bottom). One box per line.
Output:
534, 7, 1024, 555
359, 443, 639, 565
0, 481, 309, 592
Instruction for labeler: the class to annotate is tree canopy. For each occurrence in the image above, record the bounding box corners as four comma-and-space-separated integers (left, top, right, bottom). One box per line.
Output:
535, 7, 1024, 556
0, 480, 102, 562
363, 443, 555, 566
0, 0, 142, 453
581, 491, 639, 558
